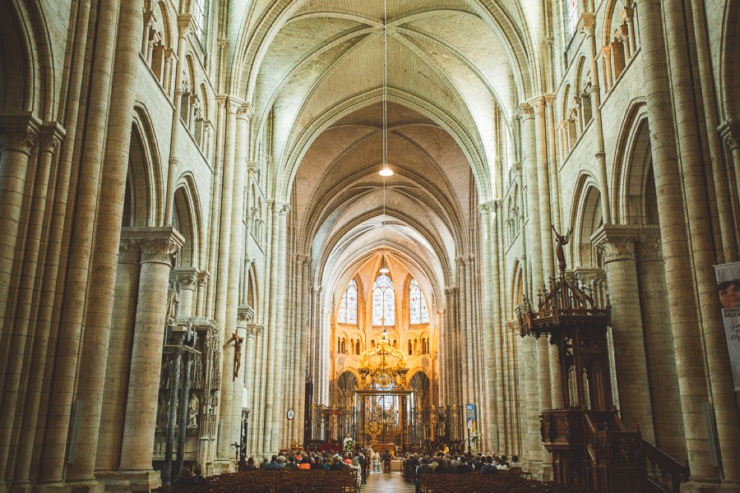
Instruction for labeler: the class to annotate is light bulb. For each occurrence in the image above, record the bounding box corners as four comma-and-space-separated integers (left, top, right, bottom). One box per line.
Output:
379, 165, 394, 177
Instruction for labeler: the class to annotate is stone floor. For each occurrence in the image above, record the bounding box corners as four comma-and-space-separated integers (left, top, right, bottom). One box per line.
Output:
362, 471, 415, 493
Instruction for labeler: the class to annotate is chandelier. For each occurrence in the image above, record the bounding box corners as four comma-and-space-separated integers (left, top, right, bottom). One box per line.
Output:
358, 330, 408, 390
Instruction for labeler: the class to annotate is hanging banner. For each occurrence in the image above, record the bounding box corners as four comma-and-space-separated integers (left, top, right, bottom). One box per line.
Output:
714, 261, 740, 391
465, 403, 477, 433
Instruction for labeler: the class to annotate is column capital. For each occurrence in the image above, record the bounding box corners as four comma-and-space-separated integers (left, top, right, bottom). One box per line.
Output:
718, 119, 740, 150
529, 96, 546, 114
119, 238, 141, 264
591, 225, 636, 262
222, 96, 245, 115
544, 94, 557, 107
197, 269, 210, 286
121, 226, 185, 265
573, 266, 604, 286
272, 200, 290, 215
237, 304, 255, 328
0, 113, 42, 154
636, 229, 662, 260
237, 103, 254, 122
177, 13, 193, 35
174, 267, 199, 289
519, 102, 534, 120
39, 122, 66, 153
478, 200, 499, 214
581, 13, 596, 33
246, 323, 263, 337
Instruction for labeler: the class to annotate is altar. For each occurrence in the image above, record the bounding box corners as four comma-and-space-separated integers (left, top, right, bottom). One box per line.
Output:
373, 443, 396, 458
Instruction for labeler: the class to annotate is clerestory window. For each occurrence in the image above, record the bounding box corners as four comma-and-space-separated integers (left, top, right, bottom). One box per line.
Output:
409, 278, 429, 324
372, 274, 395, 326
338, 279, 358, 324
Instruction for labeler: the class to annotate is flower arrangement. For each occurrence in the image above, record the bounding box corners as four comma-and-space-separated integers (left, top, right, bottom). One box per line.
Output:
469, 432, 480, 443
343, 439, 355, 452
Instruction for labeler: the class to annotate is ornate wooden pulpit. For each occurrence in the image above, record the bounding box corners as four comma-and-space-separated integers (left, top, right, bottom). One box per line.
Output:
516, 233, 646, 492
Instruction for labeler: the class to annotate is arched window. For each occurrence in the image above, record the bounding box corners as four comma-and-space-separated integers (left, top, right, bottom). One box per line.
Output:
338, 279, 358, 324
193, 0, 208, 43
409, 279, 429, 324
566, 0, 579, 37
372, 274, 395, 326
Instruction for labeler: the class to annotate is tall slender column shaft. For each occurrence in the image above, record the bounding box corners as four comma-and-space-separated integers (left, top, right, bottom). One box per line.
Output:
637, 234, 686, 459
662, 0, 740, 479
40, 0, 123, 480
95, 239, 140, 472
593, 226, 655, 441
0, 116, 41, 404
214, 98, 238, 462
67, 0, 144, 482
268, 203, 290, 451
119, 230, 183, 476
637, 0, 716, 479
478, 202, 496, 450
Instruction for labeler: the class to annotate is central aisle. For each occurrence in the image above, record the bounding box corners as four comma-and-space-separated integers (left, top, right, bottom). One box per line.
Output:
363, 471, 415, 493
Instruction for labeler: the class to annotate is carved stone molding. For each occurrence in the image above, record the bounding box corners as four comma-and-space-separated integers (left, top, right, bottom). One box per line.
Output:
118, 239, 141, 264
197, 269, 210, 287
479, 200, 498, 214
174, 267, 199, 290
0, 114, 42, 155
140, 237, 181, 264
574, 266, 603, 286
272, 200, 290, 215
246, 324, 263, 337
39, 123, 66, 154
237, 103, 254, 122
718, 119, 739, 151
530, 96, 546, 115
237, 304, 255, 328
121, 226, 185, 265
519, 102, 534, 120
594, 237, 635, 263
636, 230, 662, 261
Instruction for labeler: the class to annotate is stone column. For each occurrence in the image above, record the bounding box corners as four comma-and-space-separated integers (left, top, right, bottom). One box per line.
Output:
164, 13, 192, 225
478, 201, 497, 449
119, 228, 183, 490
95, 238, 141, 473
0, 115, 41, 396
293, 256, 310, 446
67, 0, 144, 484
637, 0, 719, 481
665, 0, 740, 472
636, 233, 686, 459
592, 226, 654, 441
519, 102, 546, 471
213, 97, 238, 464
268, 202, 290, 452
582, 14, 611, 224
196, 271, 209, 317
244, 322, 261, 454
4, 124, 64, 488
175, 269, 199, 317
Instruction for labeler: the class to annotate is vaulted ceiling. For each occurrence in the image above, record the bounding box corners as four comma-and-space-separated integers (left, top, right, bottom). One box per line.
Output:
228, 0, 541, 305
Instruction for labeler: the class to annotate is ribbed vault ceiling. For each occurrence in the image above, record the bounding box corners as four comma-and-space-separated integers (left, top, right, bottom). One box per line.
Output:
231, 0, 535, 305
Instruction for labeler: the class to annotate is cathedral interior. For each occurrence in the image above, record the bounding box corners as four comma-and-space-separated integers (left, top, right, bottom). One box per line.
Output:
1, 0, 740, 491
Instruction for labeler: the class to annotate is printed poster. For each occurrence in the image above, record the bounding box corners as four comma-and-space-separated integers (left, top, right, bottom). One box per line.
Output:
715, 261, 740, 391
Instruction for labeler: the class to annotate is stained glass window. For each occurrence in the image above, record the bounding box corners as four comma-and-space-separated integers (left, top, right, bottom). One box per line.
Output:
372, 274, 395, 326
193, 0, 208, 42
567, 0, 579, 37
409, 279, 429, 324
338, 279, 358, 324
